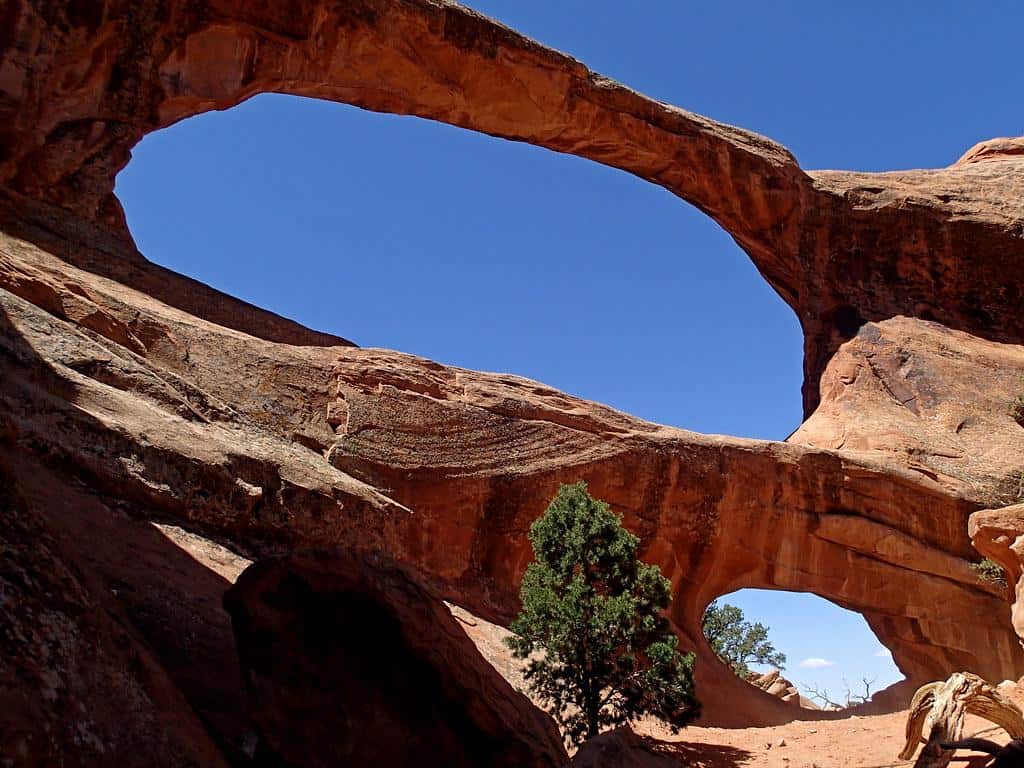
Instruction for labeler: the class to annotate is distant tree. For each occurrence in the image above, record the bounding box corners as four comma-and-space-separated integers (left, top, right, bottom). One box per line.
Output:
803, 676, 877, 710
701, 600, 786, 677
506, 482, 700, 746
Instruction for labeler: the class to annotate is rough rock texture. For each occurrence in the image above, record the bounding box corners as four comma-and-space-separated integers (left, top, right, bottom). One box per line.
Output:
0, 0, 1022, 750
0, 462, 231, 767
1, 227, 1020, 731
971, 504, 1024, 650
2, 1, 1023, 413
0, 444, 257, 761
793, 317, 1024, 504
747, 669, 819, 709
223, 548, 568, 768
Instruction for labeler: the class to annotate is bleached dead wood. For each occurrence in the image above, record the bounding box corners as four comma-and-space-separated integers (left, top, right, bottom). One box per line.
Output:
899, 672, 1024, 768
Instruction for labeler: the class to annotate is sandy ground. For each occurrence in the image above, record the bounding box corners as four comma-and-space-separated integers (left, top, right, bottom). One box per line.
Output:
163, 526, 1016, 767
451, 603, 1017, 767
637, 711, 1008, 768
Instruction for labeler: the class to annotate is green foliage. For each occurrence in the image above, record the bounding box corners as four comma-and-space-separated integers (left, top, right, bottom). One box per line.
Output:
1012, 470, 1024, 502
1010, 392, 1024, 427
972, 558, 1008, 587
505, 482, 700, 746
701, 600, 786, 677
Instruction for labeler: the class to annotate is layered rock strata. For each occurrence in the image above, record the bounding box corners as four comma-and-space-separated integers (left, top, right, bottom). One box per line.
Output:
0, 0, 1022, 744
1, 229, 1020, 730
971, 504, 1024, 650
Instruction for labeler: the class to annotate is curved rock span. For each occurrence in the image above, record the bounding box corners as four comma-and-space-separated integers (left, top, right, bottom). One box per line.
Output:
1, 0, 1023, 749
4, 0, 1023, 412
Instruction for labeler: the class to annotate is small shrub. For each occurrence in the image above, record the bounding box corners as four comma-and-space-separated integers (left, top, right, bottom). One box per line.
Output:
506, 482, 700, 746
1010, 392, 1024, 427
971, 558, 1007, 587
702, 601, 786, 677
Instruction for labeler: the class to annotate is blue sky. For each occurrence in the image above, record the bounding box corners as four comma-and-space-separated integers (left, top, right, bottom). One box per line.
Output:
115, 1, 1022, 701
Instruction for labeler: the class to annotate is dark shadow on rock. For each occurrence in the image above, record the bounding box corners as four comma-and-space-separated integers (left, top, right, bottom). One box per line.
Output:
0, 298, 253, 763
5, 447, 254, 761
0, 455, 233, 766
224, 548, 569, 768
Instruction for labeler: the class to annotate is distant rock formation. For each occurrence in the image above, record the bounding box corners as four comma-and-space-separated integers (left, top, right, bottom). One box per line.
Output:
747, 670, 820, 710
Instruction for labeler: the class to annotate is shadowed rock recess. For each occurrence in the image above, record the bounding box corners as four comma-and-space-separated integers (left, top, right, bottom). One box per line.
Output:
223, 548, 568, 768
1, 0, 1023, 759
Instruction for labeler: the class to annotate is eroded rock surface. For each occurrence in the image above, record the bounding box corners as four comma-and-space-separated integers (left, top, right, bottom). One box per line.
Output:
1, 227, 1020, 730
748, 670, 819, 709
0, 0, 1022, 751
223, 548, 568, 768
569, 726, 681, 768
2, 0, 1022, 411
792, 317, 1024, 503
971, 504, 1024, 650
0, 464, 231, 767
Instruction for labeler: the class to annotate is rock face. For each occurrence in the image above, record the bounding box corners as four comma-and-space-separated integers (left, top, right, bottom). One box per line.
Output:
748, 670, 819, 709
971, 504, 1024, 650
0, 0, 1022, 750
569, 726, 681, 768
2, 1, 1022, 413
0, 463, 230, 768
792, 317, 1024, 504
223, 548, 568, 768
1, 228, 1020, 731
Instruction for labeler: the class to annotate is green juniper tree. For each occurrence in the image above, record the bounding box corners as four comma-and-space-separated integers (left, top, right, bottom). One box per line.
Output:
701, 600, 786, 677
506, 482, 700, 746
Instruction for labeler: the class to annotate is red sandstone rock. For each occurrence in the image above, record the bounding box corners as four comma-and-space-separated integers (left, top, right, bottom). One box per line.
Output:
1, 230, 1020, 730
1, 1, 1022, 412
0, 0, 1022, 751
748, 670, 820, 709
791, 317, 1024, 505
0, 463, 231, 767
569, 726, 682, 767
971, 504, 1024, 650
953, 137, 1024, 167
223, 548, 568, 768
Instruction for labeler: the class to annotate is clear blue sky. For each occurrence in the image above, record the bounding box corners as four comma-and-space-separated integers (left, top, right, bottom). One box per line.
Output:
116, 0, 1022, 701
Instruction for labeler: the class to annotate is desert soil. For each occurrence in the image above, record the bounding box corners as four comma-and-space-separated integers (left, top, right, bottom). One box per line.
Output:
638, 711, 1007, 767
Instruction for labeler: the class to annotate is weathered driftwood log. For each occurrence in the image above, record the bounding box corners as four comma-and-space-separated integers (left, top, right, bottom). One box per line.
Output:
900, 673, 1024, 768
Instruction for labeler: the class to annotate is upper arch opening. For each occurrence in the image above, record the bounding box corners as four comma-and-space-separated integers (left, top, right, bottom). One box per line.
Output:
115, 93, 803, 439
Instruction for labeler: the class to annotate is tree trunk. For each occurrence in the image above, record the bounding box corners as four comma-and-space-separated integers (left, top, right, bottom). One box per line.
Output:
900, 672, 1024, 768
585, 681, 600, 740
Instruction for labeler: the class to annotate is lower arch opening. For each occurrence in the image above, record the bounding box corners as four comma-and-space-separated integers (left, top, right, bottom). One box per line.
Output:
703, 588, 905, 712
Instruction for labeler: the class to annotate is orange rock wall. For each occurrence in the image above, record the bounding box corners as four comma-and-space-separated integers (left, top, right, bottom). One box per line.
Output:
2, 0, 1023, 736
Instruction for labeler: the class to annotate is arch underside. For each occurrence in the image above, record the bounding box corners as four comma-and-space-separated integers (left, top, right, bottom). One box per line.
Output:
1, 0, 1024, 728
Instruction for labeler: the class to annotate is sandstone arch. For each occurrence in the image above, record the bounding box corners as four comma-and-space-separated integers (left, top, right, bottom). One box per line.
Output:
2, 0, 1024, 732
3, 0, 1023, 411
